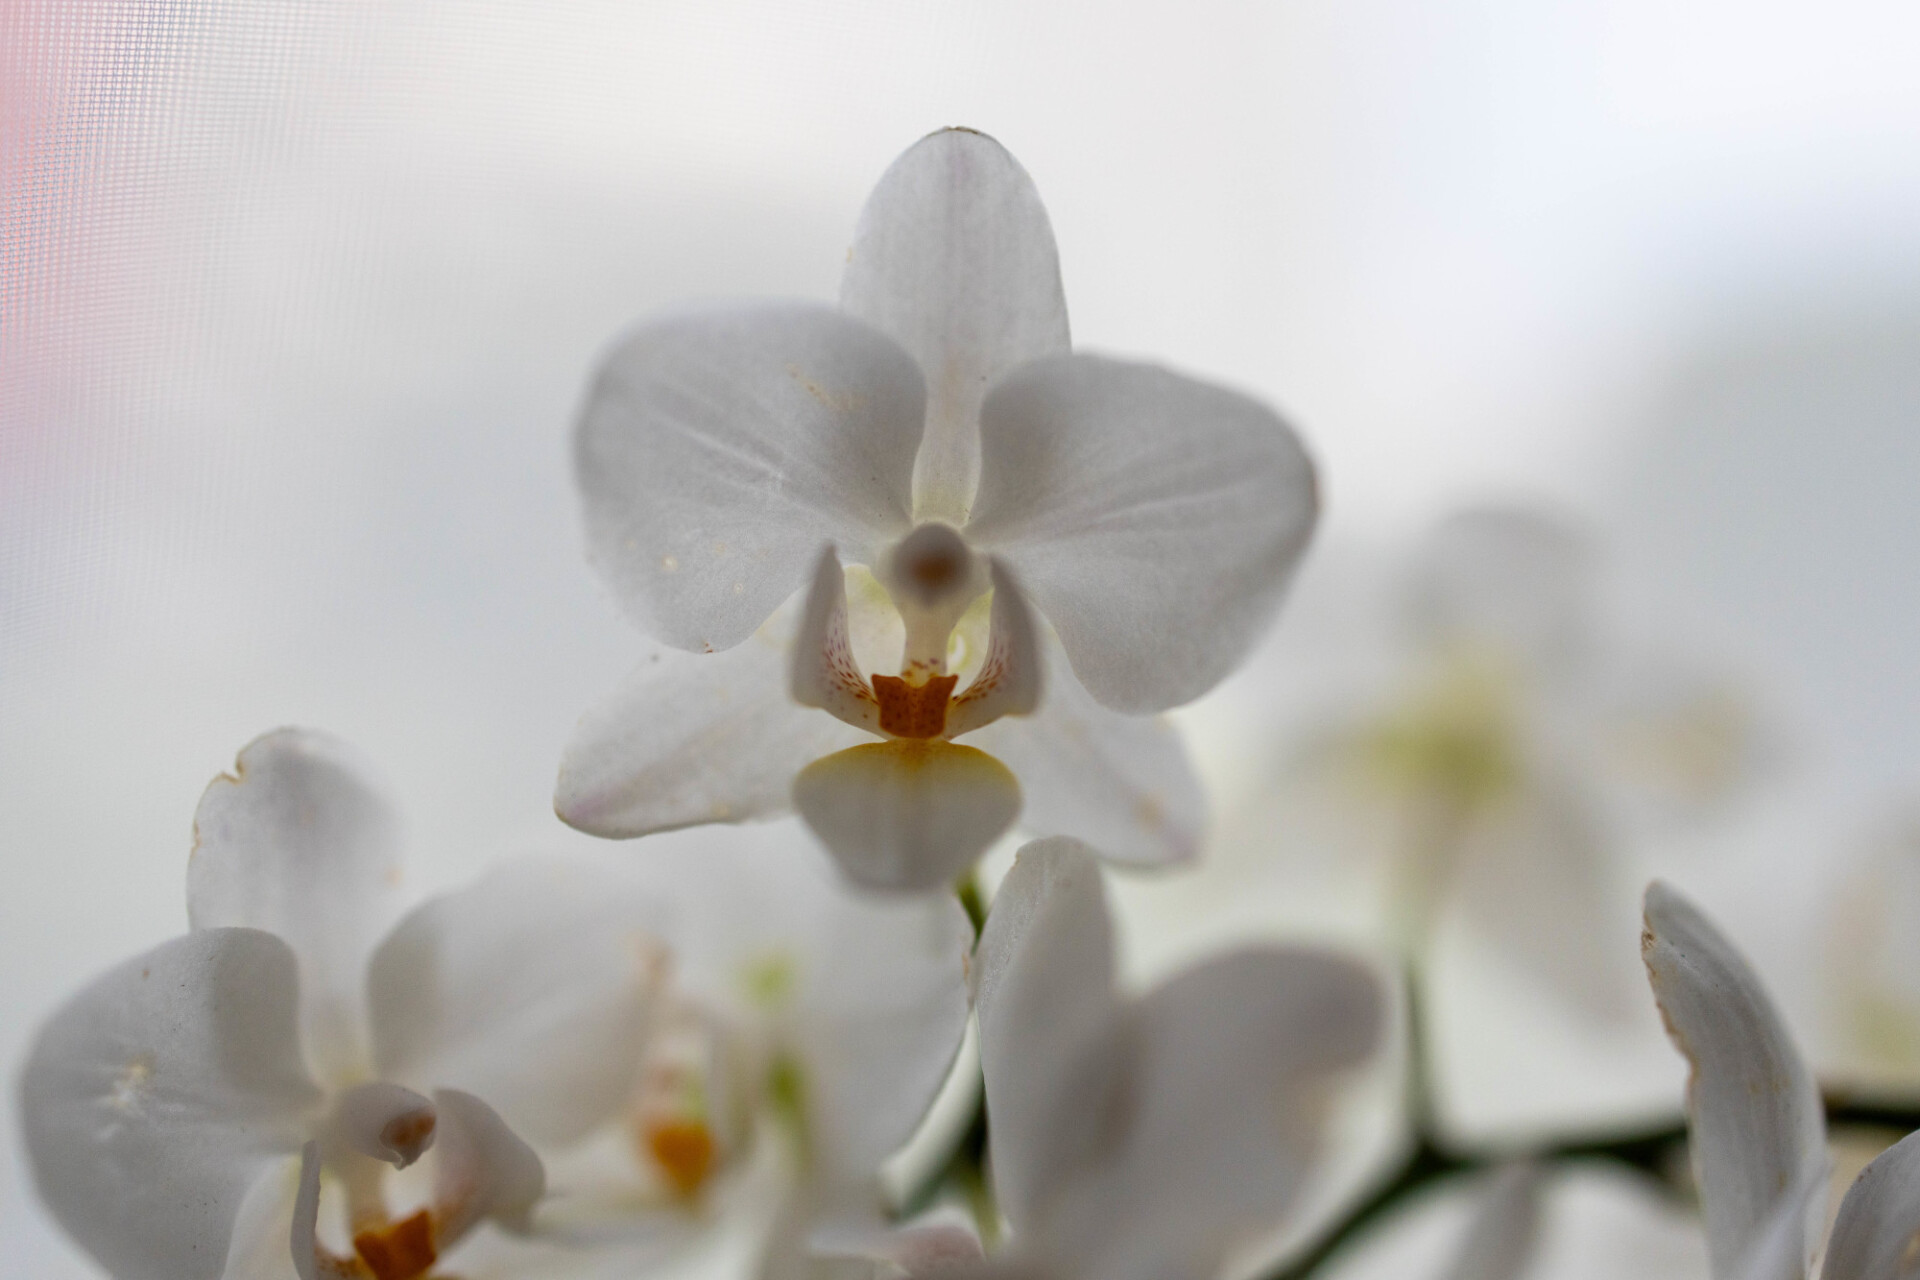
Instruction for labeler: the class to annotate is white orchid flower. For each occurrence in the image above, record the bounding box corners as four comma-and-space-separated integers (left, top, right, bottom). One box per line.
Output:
556, 126, 1317, 891
501, 823, 973, 1279
19, 730, 665, 1280
942, 836, 1385, 1280
1642, 880, 1920, 1280
1294, 505, 1763, 1013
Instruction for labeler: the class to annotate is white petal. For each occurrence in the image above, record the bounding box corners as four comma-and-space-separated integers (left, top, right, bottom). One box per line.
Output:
324, 1081, 436, 1169
577, 301, 923, 653
1451, 787, 1638, 1021
1441, 1163, 1545, 1280
971, 838, 1121, 1233
187, 728, 405, 1087
792, 741, 1020, 892
966, 353, 1317, 713
944, 558, 1043, 739
557, 606, 868, 838
840, 128, 1070, 525
20, 928, 321, 1280
291, 1143, 323, 1280
1820, 1129, 1920, 1280
965, 642, 1204, 867
809, 1206, 985, 1277
432, 1088, 547, 1242
792, 889, 974, 1181
618, 822, 972, 1182
1728, 1169, 1826, 1280
1031, 947, 1384, 1280
1406, 505, 1594, 676
1642, 882, 1828, 1280
221, 1152, 307, 1280
791, 545, 884, 735
366, 859, 670, 1147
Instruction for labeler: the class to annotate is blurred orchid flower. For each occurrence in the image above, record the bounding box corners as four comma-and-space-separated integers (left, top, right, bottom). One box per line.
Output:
19, 730, 663, 1280
938, 837, 1385, 1280
1307, 505, 1762, 1012
556, 126, 1316, 891
1643, 880, 1920, 1280
501, 824, 973, 1280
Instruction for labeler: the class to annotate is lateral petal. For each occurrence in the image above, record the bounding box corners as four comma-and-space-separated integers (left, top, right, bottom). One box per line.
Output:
971, 838, 1121, 1235
840, 128, 1070, 525
791, 546, 884, 735
792, 741, 1020, 892
20, 928, 321, 1280
365, 858, 669, 1148
557, 605, 868, 838
1642, 882, 1828, 1280
944, 558, 1043, 739
1031, 947, 1384, 1280
967, 353, 1317, 713
965, 642, 1203, 867
187, 728, 406, 1089
1821, 1129, 1920, 1280
431, 1088, 547, 1243
577, 301, 924, 652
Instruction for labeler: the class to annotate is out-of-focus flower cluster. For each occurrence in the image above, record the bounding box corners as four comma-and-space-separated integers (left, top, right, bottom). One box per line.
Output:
18, 127, 1920, 1280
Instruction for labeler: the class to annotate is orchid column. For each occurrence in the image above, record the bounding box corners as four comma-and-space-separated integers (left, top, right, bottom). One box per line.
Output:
557, 127, 1319, 891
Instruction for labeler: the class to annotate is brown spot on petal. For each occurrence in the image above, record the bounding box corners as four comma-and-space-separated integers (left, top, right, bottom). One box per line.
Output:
873, 673, 958, 739
353, 1210, 436, 1280
647, 1120, 717, 1199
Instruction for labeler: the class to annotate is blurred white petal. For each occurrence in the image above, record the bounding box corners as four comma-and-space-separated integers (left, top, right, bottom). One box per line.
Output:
557, 612, 866, 838
840, 128, 1069, 525
1440, 1163, 1544, 1280
366, 859, 668, 1148
1451, 787, 1638, 1021
1406, 506, 1594, 677
221, 1154, 306, 1280
967, 641, 1203, 867
1820, 1128, 1920, 1280
967, 353, 1316, 713
577, 302, 923, 653
791, 546, 885, 735
1728, 1170, 1825, 1280
187, 728, 406, 1088
432, 1088, 547, 1241
1642, 882, 1828, 1280
20, 928, 321, 1280
944, 558, 1043, 739
809, 1206, 985, 1278
1033, 948, 1383, 1280
973, 838, 1122, 1234
792, 742, 1020, 892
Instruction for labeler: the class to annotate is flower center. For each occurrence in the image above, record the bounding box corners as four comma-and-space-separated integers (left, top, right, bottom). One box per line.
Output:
645, 1119, 718, 1199
872, 672, 959, 738
878, 523, 987, 687
352, 1210, 437, 1280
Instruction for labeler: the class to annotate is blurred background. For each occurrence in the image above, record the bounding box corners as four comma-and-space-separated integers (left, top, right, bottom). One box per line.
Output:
5, 1, 1920, 1274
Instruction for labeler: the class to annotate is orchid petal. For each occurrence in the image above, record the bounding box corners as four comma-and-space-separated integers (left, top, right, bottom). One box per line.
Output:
20, 928, 321, 1280
840, 128, 1069, 525
187, 729, 405, 1088
792, 741, 1020, 891
1034, 947, 1384, 1280
967, 353, 1317, 713
1452, 788, 1637, 1021
809, 1207, 985, 1277
431, 1088, 546, 1242
366, 859, 670, 1147
1820, 1128, 1920, 1280
1441, 1163, 1545, 1280
944, 558, 1043, 739
1406, 505, 1594, 676
220, 1152, 306, 1280
966, 641, 1203, 866
791, 546, 884, 735
1642, 882, 1827, 1280
972, 838, 1121, 1234
556, 609, 867, 838
1729, 1169, 1825, 1280
325, 1081, 436, 1169
577, 302, 924, 652
290, 1143, 322, 1280
628, 822, 972, 1182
